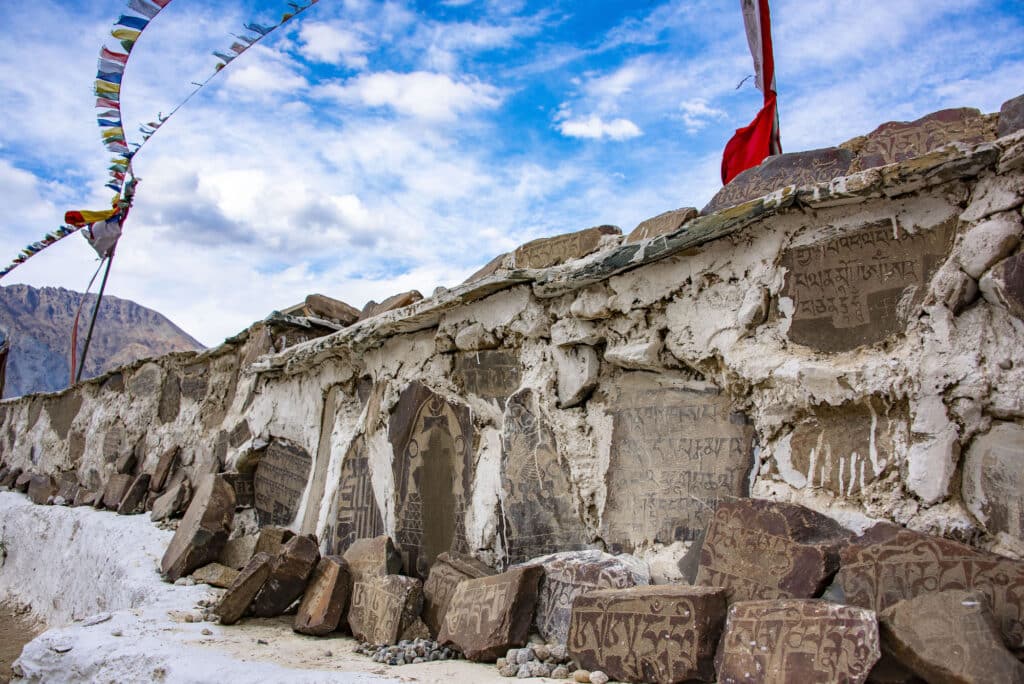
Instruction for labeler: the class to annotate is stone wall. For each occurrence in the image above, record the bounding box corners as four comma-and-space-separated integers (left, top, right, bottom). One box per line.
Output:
1, 115, 1023, 579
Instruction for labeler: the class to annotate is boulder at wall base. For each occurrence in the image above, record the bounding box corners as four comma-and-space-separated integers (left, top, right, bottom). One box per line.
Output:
150, 480, 190, 522
192, 563, 241, 589
254, 526, 296, 557
160, 474, 236, 582
117, 473, 151, 515
149, 446, 180, 492
716, 600, 881, 684
294, 556, 353, 636
250, 534, 321, 617
438, 565, 544, 662
101, 474, 133, 510
13, 471, 32, 493
342, 535, 403, 582
347, 574, 425, 646
422, 552, 496, 638
219, 533, 259, 571
27, 474, 57, 505
0, 466, 22, 488
217, 552, 274, 625
567, 585, 727, 684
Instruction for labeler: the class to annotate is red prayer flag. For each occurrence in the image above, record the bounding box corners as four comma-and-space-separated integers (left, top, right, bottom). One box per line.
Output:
100, 47, 129, 64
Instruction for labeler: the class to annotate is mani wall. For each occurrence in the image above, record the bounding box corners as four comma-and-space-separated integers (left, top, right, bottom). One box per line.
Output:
1, 101, 1024, 584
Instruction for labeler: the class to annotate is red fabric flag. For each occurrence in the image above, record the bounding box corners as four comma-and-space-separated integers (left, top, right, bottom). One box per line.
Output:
100, 47, 129, 64
721, 0, 782, 185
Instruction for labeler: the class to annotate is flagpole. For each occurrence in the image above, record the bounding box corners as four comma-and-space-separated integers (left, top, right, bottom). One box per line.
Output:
76, 250, 116, 384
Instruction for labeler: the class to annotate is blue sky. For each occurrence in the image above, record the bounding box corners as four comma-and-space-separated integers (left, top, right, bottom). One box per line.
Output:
1, 0, 1022, 346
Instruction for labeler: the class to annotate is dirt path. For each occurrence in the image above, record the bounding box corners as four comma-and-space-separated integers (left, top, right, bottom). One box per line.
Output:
0, 602, 43, 683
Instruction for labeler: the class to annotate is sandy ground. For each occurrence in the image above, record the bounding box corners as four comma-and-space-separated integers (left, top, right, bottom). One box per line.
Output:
0, 602, 43, 683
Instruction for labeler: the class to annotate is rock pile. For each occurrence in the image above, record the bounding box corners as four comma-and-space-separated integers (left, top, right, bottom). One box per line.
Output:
354, 638, 462, 665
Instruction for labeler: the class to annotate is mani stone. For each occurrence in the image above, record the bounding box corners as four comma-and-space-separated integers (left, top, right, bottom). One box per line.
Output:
149, 446, 179, 492
222, 472, 255, 508
158, 373, 181, 424
567, 585, 727, 684
304, 293, 360, 326
117, 473, 151, 515
625, 207, 698, 243
101, 473, 134, 509
348, 574, 425, 646
150, 479, 190, 522
192, 562, 241, 588
27, 474, 57, 505
343, 535, 403, 581
389, 382, 475, 578
0, 466, 21, 488
255, 526, 296, 557
830, 522, 1024, 654
880, 590, 1024, 684
962, 422, 1024, 544
358, 290, 424, 321
422, 552, 496, 638
294, 556, 352, 636
783, 399, 908, 495
779, 217, 955, 353
454, 350, 522, 403
533, 550, 650, 647
998, 93, 1024, 138
56, 472, 79, 502
600, 373, 755, 552
13, 471, 32, 493
501, 389, 589, 564
980, 252, 1024, 321
716, 600, 880, 684
702, 147, 854, 216
250, 535, 320, 617
254, 438, 312, 527
332, 434, 385, 556
439, 565, 544, 662
160, 474, 236, 582
220, 533, 258, 570
695, 498, 851, 603
218, 552, 274, 625
512, 225, 620, 269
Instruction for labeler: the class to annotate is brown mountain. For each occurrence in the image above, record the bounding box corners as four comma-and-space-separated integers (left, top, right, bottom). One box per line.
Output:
0, 284, 204, 399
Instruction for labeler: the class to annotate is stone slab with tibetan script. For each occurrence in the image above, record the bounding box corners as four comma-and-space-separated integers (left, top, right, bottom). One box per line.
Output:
780, 218, 955, 352
253, 438, 312, 527
348, 574, 425, 646
599, 373, 755, 551
389, 382, 475, 579
453, 350, 521, 403
422, 552, 495, 638
332, 433, 385, 556
513, 225, 620, 269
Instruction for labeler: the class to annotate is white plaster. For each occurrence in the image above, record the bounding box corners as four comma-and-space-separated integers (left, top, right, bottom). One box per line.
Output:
467, 427, 502, 551
957, 211, 1022, 279
366, 429, 397, 535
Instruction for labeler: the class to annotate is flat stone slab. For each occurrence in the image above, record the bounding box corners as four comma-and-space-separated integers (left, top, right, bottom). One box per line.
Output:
222, 472, 255, 509
962, 421, 1024, 544
305, 293, 360, 326
219, 533, 258, 570
254, 438, 312, 527
348, 574, 424, 646
716, 600, 880, 684
695, 498, 850, 603
439, 565, 544, 662
149, 446, 179, 492
150, 479, 190, 522
27, 474, 57, 505
217, 552, 273, 625
999, 92, 1024, 138
251, 535, 320, 617
117, 473, 151, 515
160, 474, 236, 582
880, 590, 1024, 684
513, 225, 620, 269
332, 434, 385, 556
192, 562, 240, 588
831, 522, 1024, 654
254, 526, 295, 557
342, 535, 403, 582
295, 555, 352, 636
101, 474, 133, 510
422, 552, 495, 638
625, 207, 698, 243
567, 585, 726, 684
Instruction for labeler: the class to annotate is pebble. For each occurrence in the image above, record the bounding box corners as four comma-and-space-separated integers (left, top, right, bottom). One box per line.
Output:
551, 665, 570, 679
533, 645, 550, 662
516, 649, 534, 665
573, 670, 591, 683
355, 638, 463, 666
110, 630, 123, 637
82, 613, 112, 627
589, 671, 608, 684
498, 662, 519, 678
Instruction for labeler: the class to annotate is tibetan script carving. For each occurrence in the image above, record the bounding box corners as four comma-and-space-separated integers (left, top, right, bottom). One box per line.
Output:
513, 225, 620, 269
348, 574, 424, 646
454, 350, 521, 402
333, 434, 385, 556
254, 438, 312, 527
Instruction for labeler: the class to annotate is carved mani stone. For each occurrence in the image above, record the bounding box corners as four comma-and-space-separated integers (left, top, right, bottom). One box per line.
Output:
218, 552, 274, 625
568, 585, 727, 684
219, 533, 258, 570
422, 552, 496, 638
389, 382, 475, 578
332, 434, 385, 556
222, 472, 255, 509
695, 498, 851, 603
625, 207, 698, 243
600, 374, 755, 551
533, 550, 650, 647
454, 350, 522, 403
501, 389, 589, 564
780, 217, 955, 353
149, 446, 179, 492
513, 225, 621, 269
348, 575, 425, 646
294, 556, 352, 636
999, 93, 1024, 138
846, 108, 996, 172
438, 565, 544, 662
831, 523, 1024, 654
27, 474, 57, 505
101, 473, 134, 510
962, 422, 1024, 544
255, 526, 296, 557
716, 600, 881, 684
880, 590, 1024, 684
160, 474, 236, 582
253, 438, 312, 527
150, 479, 190, 522
117, 473, 151, 515
251, 535, 321, 617
192, 562, 240, 589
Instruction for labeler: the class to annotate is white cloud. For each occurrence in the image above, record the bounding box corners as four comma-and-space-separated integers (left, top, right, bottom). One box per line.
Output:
314, 70, 503, 121
557, 116, 642, 141
299, 22, 370, 68
679, 98, 727, 133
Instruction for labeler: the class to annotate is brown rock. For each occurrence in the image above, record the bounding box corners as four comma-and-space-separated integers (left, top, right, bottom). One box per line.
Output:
117, 473, 151, 515
358, 290, 424, 321
513, 225, 620, 269
439, 565, 543, 662
998, 93, 1024, 138
695, 498, 851, 603
453, 350, 521, 403
294, 556, 352, 636
568, 585, 727, 684
980, 252, 1024, 321
0, 466, 21, 488
222, 472, 255, 508
250, 535, 320, 617
218, 552, 274, 625
422, 552, 496, 637
158, 373, 181, 424
192, 562, 241, 588
160, 474, 236, 582
101, 474, 133, 509
229, 420, 251, 448
114, 447, 137, 475
461, 252, 508, 284
149, 446, 179, 492
55, 472, 79, 502
150, 479, 190, 522
13, 471, 32, 493
253, 439, 312, 527
342, 535, 403, 582
220, 533, 259, 570
880, 590, 1024, 684
304, 294, 360, 326
27, 474, 57, 505
348, 574, 424, 646
625, 207, 698, 243
255, 526, 296, 557
831, 523, 1024, 654
716, 600, 880, 684
73, 488, 97, 507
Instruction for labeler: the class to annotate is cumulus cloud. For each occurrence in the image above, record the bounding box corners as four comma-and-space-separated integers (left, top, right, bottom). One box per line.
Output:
679, 98, 727, 133
299, 22, 371, 68
557, 116, 642, 141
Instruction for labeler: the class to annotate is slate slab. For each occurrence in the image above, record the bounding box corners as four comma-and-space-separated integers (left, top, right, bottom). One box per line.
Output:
254, 438, 312, 527
150, 446, 179, 492
513, 225, 620, 269
101, 473, 133, 510
27, 474, 57, 505
422, 552, 495, 638
192, 562, 240, 588
294, 556, 352, 636
342, 535, 403, 582
160, 474, 236, 582
222, 472, 255, 508
218, 552, 274, 625
117, 473, 151, 515
348, 574, 425, 646
251, 534, 321, 617
305, 293, 360, 326
150, 479, 190, 522
220, 533, 259, 570
625, 207, 698, 243
998, 93, 1024, 138
255, 526, 296, 557
332, 434, 385, 556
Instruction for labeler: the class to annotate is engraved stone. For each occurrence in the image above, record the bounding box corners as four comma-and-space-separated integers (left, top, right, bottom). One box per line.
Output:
847, 108, 996, 172
358, 290, 424, 321
219, 533, 258, 570
192, 562, 240, 589
422, 552, 495, 637
389, 382, 475, 578
554, 345, 599, 409
439, 565, 544, 662
332, 434, 385, 555
716, 600, 880, 684
962, 422, 1024, 544
343, 535, 403, 582
218, 552, 273, 625
254, 438, 312, 527
980, 252, 1024, 321
180, 366, 208, 402
600, 374, 755, 551
117, 473, 151, 514
150, 446, 179, 492
128, 363, 161, 399
27, 474, 57, 505
780, 219, 955, 352
251, 535, 320, 617
103, 422, 126, 465
501, 389, 589, 564
44, 392, 82, 439
158, 373, 181, 424
568, 585, 727, 684
695, 499, 850, 603
101, 473, 133, 510
999, 93, 1024, 138
150, 479, 190, 522
305, 293, 360, 326
294, 555, 352, 636
513, 225, 620, 269
160, 474, 236, 582
702, 147, 854, 216
454, 350, 522, 402
880, 590, 1024, 684
255, 526, 296, 557
229, 420, 251, 448
831, 523, 1024, 654
785, 399, 908, 495
533, 550, 649, 647
462, 252, 507, 284
348, 575, 425, 646
223, 472, 255, 508
625, 207, 698, 243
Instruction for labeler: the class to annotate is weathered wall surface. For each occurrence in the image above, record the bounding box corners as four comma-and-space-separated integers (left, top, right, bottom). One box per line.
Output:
2, 127, 1023, 577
